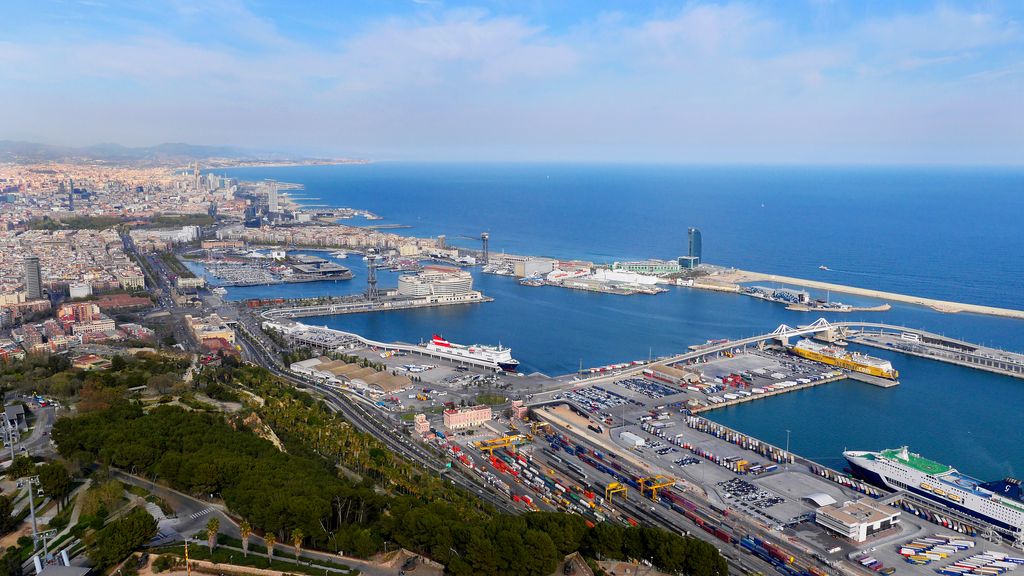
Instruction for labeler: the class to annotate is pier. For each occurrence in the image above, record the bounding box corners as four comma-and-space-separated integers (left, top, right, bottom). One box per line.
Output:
715, 268, 1024, 320
262, 318, 509, 372
842, 326, 1024, 380
688, 372, 850, 414
259, 292, 492, 319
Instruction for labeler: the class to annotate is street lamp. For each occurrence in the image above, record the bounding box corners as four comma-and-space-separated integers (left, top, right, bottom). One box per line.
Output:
26, 475, 40, 550
785, 429, 791, 471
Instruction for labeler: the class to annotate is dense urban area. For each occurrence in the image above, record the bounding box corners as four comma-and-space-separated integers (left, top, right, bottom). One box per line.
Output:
0, 156, 1022, 576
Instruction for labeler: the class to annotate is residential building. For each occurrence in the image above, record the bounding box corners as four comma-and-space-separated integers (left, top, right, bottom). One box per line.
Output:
24, 256, 42, 299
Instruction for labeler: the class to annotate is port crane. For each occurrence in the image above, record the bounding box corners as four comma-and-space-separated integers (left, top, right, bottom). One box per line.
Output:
605, 482, 628, 504
639, 475, 675, 500
473, 434, 530, 455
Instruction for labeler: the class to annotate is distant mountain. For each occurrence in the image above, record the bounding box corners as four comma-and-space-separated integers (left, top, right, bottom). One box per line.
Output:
0, 140, 310, 165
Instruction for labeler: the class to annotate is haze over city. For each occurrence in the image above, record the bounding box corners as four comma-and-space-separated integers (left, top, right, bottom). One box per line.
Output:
3, 0, 1023, 163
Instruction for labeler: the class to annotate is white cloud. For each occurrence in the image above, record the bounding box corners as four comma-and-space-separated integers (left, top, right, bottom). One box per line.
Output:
0, 2, 1021, 163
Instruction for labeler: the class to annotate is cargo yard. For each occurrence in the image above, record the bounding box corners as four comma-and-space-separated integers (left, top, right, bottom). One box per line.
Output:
228, 232, 1024, 576
255, 312, 1024, 576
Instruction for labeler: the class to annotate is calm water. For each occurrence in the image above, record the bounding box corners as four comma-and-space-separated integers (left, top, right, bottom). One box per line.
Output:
208, 164, 1024, 480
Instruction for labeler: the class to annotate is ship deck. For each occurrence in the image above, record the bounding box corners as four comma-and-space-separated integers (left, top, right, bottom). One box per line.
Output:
937, 470, 990, 496
880, 448, 950, 475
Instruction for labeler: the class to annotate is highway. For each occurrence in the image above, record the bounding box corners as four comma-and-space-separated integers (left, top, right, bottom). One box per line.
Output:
234, 327, 520, 515
236, 325, 804, 576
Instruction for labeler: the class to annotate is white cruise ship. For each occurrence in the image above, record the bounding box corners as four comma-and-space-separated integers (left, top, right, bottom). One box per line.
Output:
845, 447, 1024, 545
424, 334, 519, 372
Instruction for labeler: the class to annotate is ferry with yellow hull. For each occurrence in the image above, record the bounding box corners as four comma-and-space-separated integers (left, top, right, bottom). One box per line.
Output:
790, 338, 899, 380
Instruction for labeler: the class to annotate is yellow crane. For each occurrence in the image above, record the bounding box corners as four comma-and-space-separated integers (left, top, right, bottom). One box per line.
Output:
605, 482, 628, 504
473, 434, 530, 454
639, 475, 675, 500
531, 421, 552, 435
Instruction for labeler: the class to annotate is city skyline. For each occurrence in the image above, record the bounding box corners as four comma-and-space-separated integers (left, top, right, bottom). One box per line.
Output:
2, 1, 1023, 164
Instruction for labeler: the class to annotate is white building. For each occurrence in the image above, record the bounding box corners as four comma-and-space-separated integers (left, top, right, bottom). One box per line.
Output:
619, 431, 646, 448
69, 283, 92, 299
590, 268, 660, 286
815, 499, 900, 542
397, 266, 474, 297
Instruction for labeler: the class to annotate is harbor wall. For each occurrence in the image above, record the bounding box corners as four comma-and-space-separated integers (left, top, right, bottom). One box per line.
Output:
715, 269, 1024, 320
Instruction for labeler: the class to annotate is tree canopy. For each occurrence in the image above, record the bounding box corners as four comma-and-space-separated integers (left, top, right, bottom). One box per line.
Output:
54, 364, 728, 576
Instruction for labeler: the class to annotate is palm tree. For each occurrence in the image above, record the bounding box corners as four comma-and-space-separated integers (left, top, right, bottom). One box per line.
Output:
240, 520, 252, 558
265, 533, 276, 564
206, 517, 220, 552
291, 528, 305, 560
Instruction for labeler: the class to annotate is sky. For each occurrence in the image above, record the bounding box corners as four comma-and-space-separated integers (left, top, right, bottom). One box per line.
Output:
1, 0, 1023, 163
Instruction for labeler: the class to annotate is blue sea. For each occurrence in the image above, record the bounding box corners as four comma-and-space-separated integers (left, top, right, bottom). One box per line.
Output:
205, 163, 1024, 480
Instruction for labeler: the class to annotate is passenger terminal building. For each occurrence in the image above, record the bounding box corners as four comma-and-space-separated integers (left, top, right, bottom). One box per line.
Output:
814, 498, 901, 542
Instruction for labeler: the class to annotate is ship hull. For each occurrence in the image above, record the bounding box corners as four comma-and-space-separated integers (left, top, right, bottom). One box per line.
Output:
425, 335, 519, 372
791, 346, 897, 379
845, 456, 1020, 534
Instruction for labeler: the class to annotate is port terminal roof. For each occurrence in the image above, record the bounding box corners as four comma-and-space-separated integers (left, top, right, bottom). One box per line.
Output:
804, 492, 837, 507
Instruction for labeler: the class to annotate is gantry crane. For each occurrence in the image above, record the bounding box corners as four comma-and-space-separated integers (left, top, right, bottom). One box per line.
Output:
639, 475, 675, 500
605, 482, 628, 504
473, 434, 530, 454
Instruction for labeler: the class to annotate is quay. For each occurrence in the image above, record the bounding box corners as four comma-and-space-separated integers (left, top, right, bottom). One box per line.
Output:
713, 268, 1024, 320
842, 326, 1024, 380
261, 292, 492, 318
263, 318, 509, 372
255, 310, 1024, 569
688, 371, 849, 414
785, 303, 891, 313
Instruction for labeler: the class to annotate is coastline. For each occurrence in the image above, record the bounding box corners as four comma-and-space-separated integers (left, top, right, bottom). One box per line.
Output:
205, 159, 370, 169
713, 268, 1024, 320
224, 167, 1024, 322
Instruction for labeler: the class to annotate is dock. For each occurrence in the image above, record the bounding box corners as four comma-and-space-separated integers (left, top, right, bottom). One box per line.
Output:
260, 292, 492, 319
843, 327, 1024, 380
690, 372, 850, 414
714, 268, 1024, 320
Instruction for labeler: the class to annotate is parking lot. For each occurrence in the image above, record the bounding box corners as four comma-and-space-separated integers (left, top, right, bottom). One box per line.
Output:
718, 478, 785, 510
613, 377, 678, 399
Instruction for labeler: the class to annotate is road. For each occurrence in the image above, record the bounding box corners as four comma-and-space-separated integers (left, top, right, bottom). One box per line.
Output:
211, 282, 799, 574
1, 404, 57, 465
233, 328, 519, 515
112, 471, 400, 576
236, 323, 789, 576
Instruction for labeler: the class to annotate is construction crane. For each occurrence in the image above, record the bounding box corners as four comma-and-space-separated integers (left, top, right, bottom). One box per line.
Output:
639, 476, 675, 500
605, 482, 628, 504
473, 434, 529, 454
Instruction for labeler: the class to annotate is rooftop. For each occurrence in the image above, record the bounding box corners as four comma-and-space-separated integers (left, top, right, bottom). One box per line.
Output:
817, 499, 899, 526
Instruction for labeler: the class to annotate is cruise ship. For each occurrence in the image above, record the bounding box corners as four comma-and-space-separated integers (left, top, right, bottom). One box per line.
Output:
845, 447, 1024, 543
790, 338, 899, 380
424, 334, 520, 372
